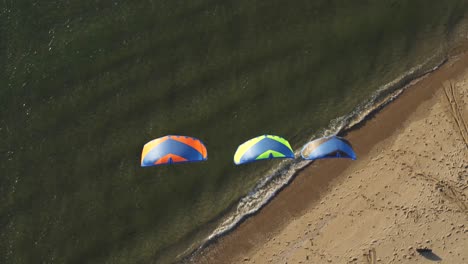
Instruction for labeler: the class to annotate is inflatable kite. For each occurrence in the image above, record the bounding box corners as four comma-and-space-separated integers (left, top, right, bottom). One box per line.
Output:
234, 135, 294, 165
141, 135, 207, 167
301, 135, 356, 161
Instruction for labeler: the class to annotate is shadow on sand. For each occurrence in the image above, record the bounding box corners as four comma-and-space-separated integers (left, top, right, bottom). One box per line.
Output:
417, 249, 442, 261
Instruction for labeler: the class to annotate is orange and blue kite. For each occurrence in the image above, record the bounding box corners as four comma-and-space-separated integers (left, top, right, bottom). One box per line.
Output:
141, 135, 208, 167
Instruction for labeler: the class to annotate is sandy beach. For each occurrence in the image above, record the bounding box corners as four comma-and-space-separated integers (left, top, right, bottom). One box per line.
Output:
194, 47, 468, 263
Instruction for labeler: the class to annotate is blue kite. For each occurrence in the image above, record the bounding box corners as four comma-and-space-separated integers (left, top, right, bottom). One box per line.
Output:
301, 135, 356, 161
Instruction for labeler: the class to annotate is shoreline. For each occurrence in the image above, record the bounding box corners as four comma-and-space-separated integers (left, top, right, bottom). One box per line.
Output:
192, 45, 468, 263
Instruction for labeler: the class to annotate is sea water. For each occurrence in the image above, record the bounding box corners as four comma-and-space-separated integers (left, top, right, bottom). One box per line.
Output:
0, 1, 467, 263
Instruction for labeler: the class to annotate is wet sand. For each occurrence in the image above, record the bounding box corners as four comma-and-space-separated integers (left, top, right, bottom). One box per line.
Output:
193, 47, 468, 264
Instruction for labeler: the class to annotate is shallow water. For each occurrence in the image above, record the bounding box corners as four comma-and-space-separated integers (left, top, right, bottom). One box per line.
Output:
1, 1, 467, 263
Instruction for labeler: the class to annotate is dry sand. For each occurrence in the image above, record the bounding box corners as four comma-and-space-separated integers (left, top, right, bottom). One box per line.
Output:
194, 49, 468, 264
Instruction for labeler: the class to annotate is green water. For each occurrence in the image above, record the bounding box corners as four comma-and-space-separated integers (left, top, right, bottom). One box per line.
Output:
1, 1, 467, 263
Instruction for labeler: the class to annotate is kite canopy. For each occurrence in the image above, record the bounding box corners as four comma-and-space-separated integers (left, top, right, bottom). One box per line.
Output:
141, 135, 207, 167
301, 135, 356, 161
234, 135, 294, 165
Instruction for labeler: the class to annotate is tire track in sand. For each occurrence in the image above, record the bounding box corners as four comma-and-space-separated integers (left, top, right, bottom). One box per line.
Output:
443, 81, 468, 150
